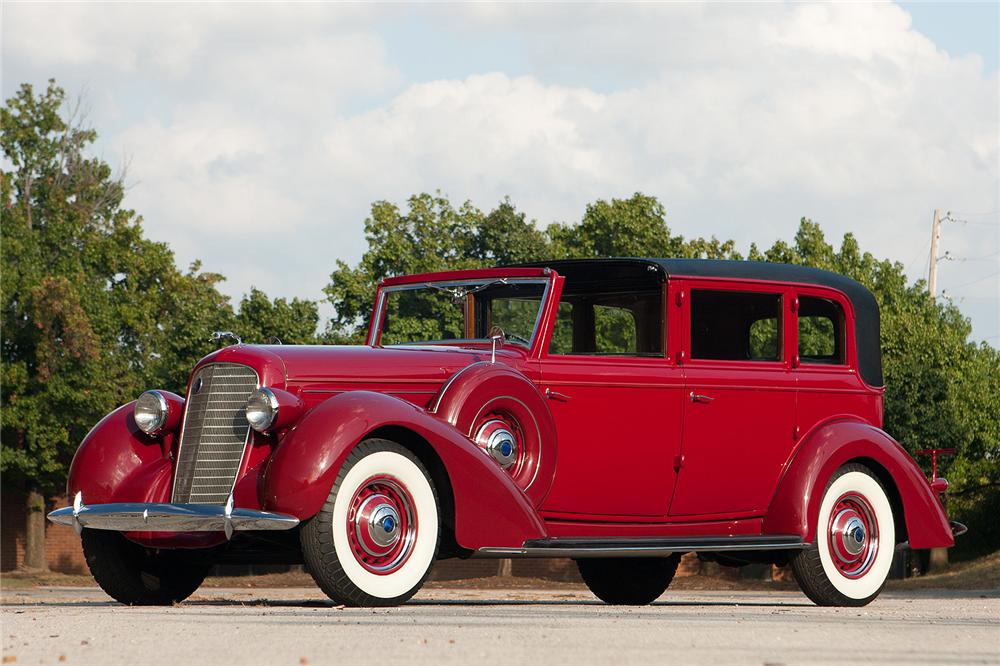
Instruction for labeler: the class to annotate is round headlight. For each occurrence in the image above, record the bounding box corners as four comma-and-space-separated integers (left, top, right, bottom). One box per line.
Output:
246, 388, 279, 432
134, 390, 169, 435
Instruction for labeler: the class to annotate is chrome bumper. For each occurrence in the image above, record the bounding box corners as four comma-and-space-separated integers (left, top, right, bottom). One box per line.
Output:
47, 492, 299, 539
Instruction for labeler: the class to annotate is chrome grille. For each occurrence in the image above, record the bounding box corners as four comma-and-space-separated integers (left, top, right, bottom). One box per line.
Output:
172, 363, 259, 504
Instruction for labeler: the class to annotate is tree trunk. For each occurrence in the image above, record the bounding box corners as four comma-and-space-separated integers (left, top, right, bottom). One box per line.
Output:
497, 558, 513, 578
928, 547, 949, 572
23, 488, 48, 571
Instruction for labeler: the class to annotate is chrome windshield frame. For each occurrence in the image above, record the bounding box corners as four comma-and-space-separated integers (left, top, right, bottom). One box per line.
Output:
371, 277, 552, 352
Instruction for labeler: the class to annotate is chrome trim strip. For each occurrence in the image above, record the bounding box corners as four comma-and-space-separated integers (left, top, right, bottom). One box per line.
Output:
428, 361, 483, 414
473, 536, 807, 558
48, 498, 298, 535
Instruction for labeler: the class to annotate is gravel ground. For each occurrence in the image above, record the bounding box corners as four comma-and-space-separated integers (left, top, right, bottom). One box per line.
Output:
2, 586, 998, 665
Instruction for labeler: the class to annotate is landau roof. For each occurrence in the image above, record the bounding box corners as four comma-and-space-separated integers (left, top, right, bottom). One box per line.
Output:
511, 258, 883, 388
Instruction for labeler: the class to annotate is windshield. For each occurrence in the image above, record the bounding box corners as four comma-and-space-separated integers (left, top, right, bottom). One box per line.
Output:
378, 278, 548, 348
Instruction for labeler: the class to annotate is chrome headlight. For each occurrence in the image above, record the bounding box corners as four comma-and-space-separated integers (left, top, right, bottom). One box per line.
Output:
246, 388, 279, 432
134, 390, 169, 435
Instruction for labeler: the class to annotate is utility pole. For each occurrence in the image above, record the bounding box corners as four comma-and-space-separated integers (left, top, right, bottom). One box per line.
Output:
926, 209, 950, 572
928, 209, 941, 300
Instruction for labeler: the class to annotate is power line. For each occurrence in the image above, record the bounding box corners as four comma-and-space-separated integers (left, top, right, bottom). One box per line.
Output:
941, 270, 1000, 292
947, 210, 999, 218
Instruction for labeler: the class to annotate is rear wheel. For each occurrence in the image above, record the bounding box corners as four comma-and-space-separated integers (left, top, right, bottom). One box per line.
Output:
301, 439, 440, 607
791, 464, 896, 606
576, 556, 680, 605
82, 530, 210, 605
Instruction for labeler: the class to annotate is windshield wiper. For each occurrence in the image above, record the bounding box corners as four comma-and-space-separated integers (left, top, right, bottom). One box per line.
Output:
425, 278, 509, 302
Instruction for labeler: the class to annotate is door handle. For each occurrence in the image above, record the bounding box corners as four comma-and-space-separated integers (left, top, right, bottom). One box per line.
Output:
689, 391, 715, 403
545, 388, 571, 402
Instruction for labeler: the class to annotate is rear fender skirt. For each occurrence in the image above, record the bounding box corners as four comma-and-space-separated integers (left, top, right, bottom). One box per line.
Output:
763, 420, 954, 549
261, 391, 547, 550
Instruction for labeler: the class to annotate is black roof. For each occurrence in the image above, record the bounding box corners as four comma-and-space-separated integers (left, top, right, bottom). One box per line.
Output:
514, 258, 883, 387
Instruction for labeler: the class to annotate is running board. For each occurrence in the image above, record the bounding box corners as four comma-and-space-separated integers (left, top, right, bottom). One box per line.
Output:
474, 535, 807, 558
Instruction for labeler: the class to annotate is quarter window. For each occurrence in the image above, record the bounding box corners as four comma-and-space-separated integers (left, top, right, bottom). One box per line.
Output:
690, 290, 782, 362
798, 296, 845, 364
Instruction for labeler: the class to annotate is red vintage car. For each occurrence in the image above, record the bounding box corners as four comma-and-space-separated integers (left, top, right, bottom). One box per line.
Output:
50, 259, 961, 607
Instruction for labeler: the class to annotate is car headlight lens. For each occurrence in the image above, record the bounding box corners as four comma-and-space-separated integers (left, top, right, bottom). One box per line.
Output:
246, 388, 279, 432
134, 390, 169, 435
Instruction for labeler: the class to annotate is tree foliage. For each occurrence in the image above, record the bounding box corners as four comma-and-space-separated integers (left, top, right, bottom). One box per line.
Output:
1, 81, 316, 496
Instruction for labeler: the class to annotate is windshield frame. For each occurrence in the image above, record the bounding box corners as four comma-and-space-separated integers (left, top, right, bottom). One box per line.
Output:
370, 276, 553, 352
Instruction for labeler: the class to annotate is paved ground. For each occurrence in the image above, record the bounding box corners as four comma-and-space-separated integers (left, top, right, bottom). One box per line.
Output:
2, 586, 998, 665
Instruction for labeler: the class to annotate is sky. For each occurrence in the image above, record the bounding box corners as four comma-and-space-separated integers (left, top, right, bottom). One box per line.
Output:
3, 2, 998, 343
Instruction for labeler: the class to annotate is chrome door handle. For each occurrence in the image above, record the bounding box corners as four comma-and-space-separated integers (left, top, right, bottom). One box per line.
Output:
689, 392, 715, 403
545, 388, 571, 402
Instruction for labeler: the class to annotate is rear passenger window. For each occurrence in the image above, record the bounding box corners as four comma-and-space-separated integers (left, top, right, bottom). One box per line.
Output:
691, 290, 782, 362
549, 290, 663, 357
798, 296, 845, 364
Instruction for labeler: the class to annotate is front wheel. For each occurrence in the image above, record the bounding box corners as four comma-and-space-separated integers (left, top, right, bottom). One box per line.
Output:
301, 439, 440, 607
791, 464, 896, 606
576, 556, 680, 605
82, 530, 210, 605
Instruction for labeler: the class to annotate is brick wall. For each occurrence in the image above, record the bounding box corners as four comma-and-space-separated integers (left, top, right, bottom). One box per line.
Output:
1, 489, 87, 574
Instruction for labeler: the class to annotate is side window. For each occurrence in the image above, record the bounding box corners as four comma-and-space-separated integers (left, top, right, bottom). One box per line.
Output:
798, 296, 845, 364
691, 289, 782, 362
594, 305, 637, 354
549, 289, 663, 357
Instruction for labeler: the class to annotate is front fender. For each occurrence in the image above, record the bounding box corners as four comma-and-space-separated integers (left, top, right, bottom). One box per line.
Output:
67, 402, 173, 505
64, 400, 226, 549
261, 391, 547, 550
763, 420, 953, 548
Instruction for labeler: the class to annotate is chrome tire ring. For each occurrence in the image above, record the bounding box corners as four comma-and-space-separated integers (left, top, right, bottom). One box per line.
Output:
328, 448, 439, 601
814, 469, 895, 601
346, 476, 418, 574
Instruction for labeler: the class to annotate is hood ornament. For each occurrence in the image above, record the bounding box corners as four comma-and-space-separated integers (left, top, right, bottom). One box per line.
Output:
211, 331, 242, 346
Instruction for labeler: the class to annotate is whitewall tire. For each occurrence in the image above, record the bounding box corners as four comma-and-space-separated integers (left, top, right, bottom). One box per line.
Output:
301, 439, 440, 606
792, 464, 896, 606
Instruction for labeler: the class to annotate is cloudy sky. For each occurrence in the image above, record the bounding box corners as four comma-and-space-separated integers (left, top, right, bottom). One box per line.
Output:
3, 2, 998, 342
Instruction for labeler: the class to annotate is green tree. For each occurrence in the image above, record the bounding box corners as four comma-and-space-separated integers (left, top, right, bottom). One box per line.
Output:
0, 81, 239, 569
324, 193, 549, 342
235, 288, 319, 345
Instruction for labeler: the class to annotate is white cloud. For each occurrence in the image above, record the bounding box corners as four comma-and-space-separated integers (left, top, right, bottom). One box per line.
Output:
3, 2, 997, 338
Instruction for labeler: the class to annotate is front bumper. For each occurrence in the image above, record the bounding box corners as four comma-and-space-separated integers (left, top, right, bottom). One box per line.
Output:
47, 492, 299, 539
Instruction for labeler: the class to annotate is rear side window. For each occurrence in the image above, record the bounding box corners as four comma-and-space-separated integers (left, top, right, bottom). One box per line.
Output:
691, 290, 782, 362
798, 296, 845, 364
549, 290, 663, 357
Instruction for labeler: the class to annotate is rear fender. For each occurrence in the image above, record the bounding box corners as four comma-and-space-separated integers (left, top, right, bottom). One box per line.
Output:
763, 420, 953, 548
261, 391, 547, 550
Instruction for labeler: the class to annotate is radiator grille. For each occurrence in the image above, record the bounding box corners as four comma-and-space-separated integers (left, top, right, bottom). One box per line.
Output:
172, 363, 259, 504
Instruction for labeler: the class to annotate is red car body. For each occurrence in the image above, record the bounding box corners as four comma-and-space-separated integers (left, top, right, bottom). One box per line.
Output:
52, 259, 956, 606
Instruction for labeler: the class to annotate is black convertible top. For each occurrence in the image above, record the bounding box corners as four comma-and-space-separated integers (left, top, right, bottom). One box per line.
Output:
513, 258, 883, 387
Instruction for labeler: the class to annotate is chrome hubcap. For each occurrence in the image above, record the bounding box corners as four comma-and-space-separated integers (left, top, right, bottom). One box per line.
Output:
828, 492, 879, 579
347, 477, 417, 575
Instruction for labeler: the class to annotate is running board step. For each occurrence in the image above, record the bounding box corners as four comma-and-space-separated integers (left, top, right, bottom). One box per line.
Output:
475, 535, 807, 558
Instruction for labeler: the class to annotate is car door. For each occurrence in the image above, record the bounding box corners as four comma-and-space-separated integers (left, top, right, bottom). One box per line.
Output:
538, 286, 684, 518
669, 281, 797, 517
